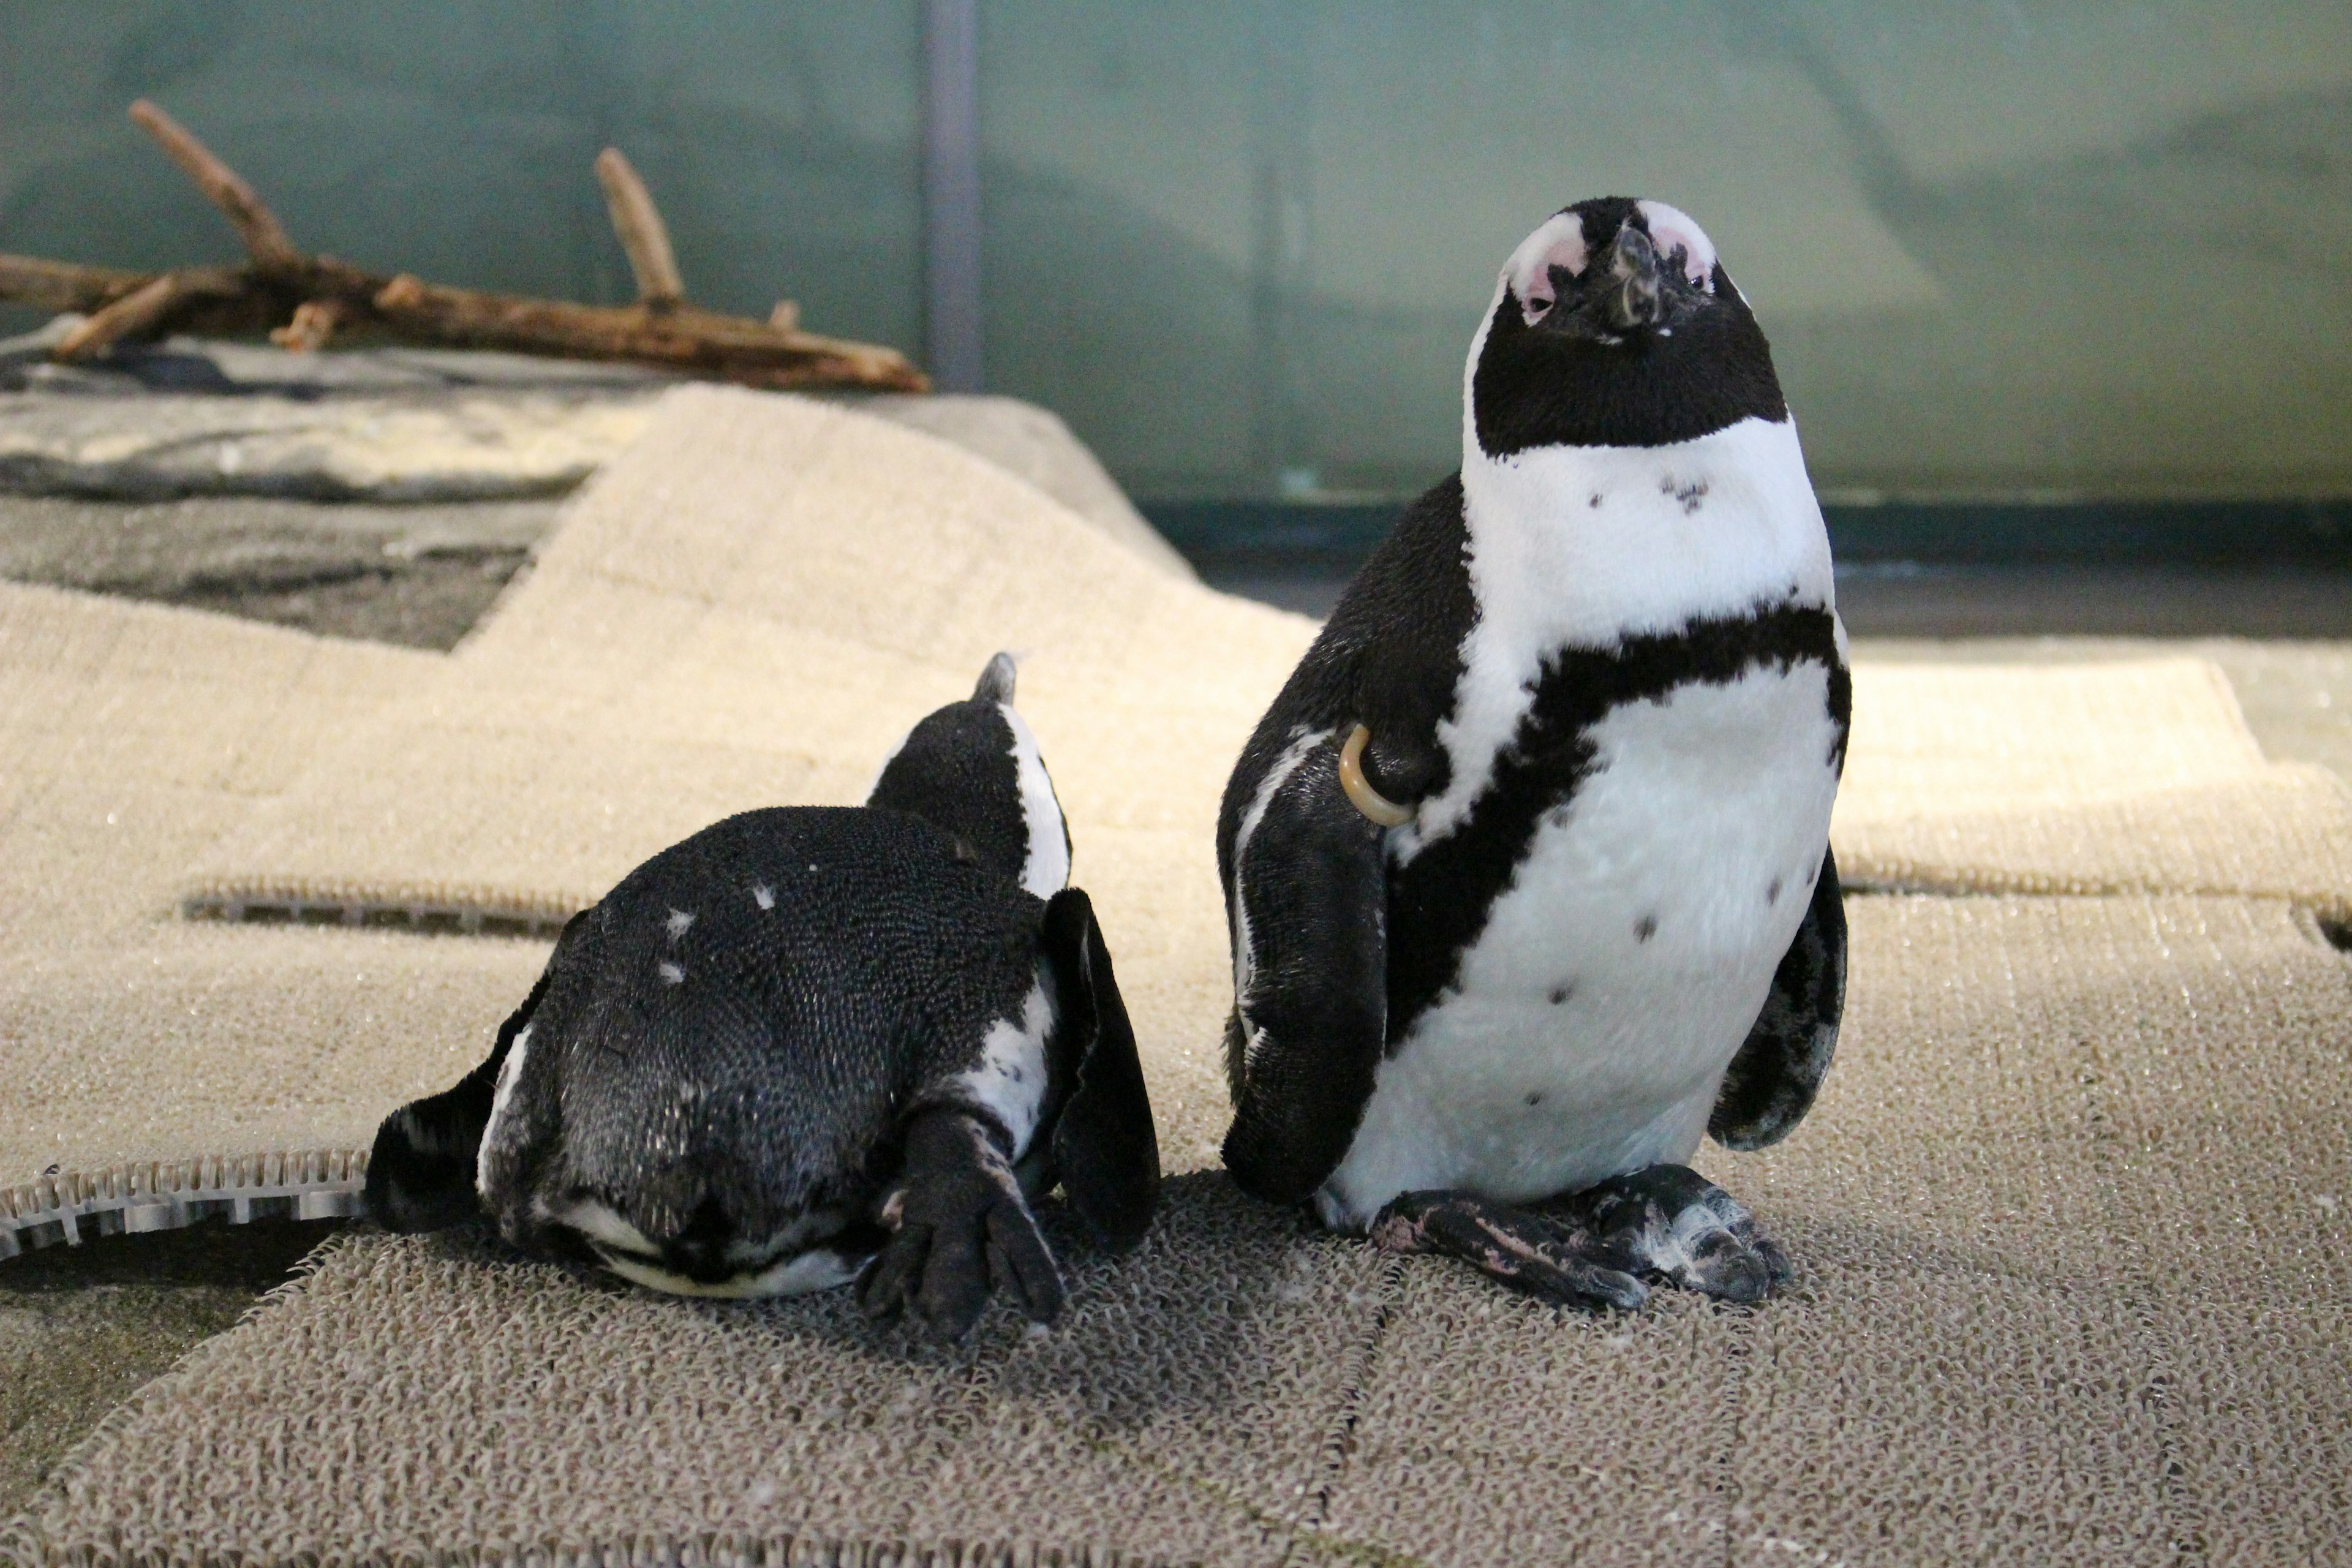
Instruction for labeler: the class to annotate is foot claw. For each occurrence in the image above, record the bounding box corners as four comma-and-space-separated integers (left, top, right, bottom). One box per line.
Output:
1686, 1231, 1770, 1303
1559, 1165, 1793, 1303
1373, 1190, 1648, 1312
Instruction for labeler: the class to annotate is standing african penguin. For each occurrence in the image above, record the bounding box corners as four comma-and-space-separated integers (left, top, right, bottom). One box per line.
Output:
1218, 199, 1849, 1308
366, 654, 1159, 1339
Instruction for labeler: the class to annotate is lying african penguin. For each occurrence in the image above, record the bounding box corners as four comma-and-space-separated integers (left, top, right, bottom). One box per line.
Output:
1218, 198, 1850, 1309
366, 654, 1159, 1339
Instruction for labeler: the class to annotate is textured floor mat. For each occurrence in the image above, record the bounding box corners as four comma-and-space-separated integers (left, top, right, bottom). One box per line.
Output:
12, 895, 2345, 1567
0, 584, 549, 1235
182, 388, 2352, 939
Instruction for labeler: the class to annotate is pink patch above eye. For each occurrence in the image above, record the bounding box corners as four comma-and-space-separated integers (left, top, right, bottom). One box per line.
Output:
1507, 214, 1590, 325
1634, 199, 1717, 288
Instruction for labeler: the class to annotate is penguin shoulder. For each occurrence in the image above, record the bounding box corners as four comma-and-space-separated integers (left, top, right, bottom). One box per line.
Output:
1219, 474, 1477, 862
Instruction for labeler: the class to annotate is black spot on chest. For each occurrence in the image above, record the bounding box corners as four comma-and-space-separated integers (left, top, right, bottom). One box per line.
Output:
1661, 476, 1708, 514
1383, 604, 1849, 1047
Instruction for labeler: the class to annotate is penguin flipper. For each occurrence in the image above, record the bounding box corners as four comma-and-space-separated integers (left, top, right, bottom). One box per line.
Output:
1038, 886, 1160, 1250
1711, 845, 1845, 1150
1221, 728, 1389, 1206
362, 913, 583, 1231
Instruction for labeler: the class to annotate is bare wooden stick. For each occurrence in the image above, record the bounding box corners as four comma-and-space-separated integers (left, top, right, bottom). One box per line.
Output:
54, 274, 182, 357
371, 274, 927, 390
270, 297, 349, 352
0, 253, 156, 314
127, 100, 303, 272
594, 148, 685, 309
55, 268, 247, 358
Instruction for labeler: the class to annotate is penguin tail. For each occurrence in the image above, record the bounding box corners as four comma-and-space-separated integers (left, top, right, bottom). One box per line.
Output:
973, 650, 1018, 704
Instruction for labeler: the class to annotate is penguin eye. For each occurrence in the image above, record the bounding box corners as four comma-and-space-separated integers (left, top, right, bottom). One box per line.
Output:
1632, 199, 1718, 290
1657, 241, 1712, 294
1504, 214, 1589, 326
1520, 260, 1581, 325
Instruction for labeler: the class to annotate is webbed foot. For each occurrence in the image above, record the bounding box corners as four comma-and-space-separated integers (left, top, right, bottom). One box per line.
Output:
858, 1109, 1065, 1340
1370, 1189, 1648, 1311
1556, 1164, 1793, 1303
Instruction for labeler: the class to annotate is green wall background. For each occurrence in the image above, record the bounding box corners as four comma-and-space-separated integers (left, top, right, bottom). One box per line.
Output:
4, 1, 2348, 504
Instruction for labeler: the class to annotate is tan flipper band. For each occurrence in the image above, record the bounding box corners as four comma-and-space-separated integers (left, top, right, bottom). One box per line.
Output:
1339, 723, 1415, 827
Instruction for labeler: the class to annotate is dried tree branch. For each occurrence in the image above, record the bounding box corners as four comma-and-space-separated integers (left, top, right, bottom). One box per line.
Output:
127, 100, 303, 273
269, 297, 349, 353
55, 274, 186, 357
1, 252, 279, 340
54, 268, 250, 359
0, 253, 156, 314
594, 148, 685, 309
0, 102, 927, 392
370, 274, 922, 389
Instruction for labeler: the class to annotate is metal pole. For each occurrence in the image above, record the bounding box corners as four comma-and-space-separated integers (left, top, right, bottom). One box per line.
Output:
1250, 0, 1313, 496
924, 0, 984, 393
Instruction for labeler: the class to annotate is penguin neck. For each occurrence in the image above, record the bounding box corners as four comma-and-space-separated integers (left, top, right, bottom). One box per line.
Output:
1456, 414, 1836, 650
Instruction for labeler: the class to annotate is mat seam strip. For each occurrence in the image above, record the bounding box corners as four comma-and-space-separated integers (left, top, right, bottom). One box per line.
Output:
0, 1150, 367, 1262
1276, 1253, 1408, 1568
2094, 907, 2211, 1564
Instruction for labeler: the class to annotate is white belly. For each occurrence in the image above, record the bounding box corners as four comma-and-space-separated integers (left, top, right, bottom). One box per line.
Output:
1317, 661, 1841, 1231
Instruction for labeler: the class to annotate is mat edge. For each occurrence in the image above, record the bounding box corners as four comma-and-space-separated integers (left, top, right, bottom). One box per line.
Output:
0, 1150, 367, 1261
2, 1517, 1202, 1568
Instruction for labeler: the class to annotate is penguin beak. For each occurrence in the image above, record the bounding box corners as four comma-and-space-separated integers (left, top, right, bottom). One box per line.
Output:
1596, 225, 1667, 331
1534, 223, 1698, 342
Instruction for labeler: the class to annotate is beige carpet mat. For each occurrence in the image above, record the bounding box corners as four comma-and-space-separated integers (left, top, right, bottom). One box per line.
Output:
15, 382, 2341, 1255
0, 387, 1201, 1248
10, 894, 2346, 1567
170, 388, 1319, 1183
161, 386, 2352, 1168
179, 386, 2352, 939
847, 393, 1194, 580
1841, 658, 2352, 908
0, 582, 549, 1239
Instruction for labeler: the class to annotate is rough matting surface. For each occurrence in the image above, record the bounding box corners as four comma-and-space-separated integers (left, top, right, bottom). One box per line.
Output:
0, 386, 1219, 1237
8, 895, 2347, 1567
9, 382, 2352, 1258
1839, 657, 2352, 910
6, 387, 2351, 1562
168, 386, 1321, 1191
179, 386, 2352, 935
0, 581, 549, 1238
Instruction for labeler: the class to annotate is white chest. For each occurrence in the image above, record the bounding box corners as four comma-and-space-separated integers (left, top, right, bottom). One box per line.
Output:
1318, 660, 1842, 1231
1411, 415, 1837, 852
